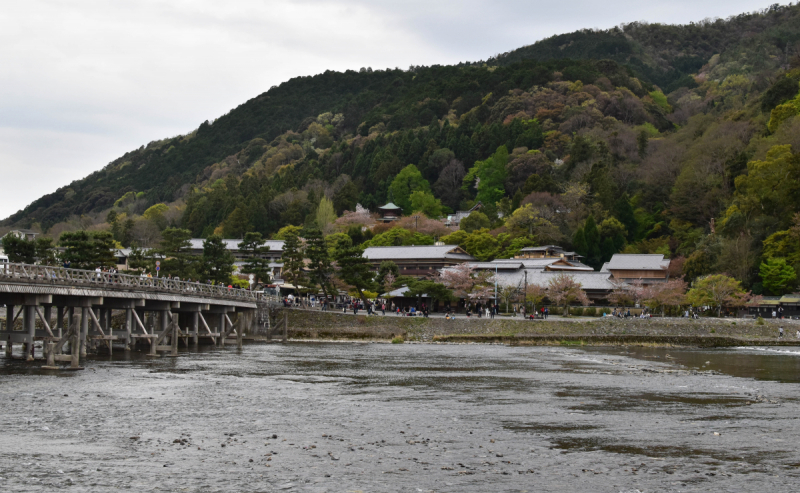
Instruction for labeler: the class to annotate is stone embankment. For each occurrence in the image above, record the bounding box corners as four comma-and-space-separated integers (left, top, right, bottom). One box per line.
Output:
284, 309, 800, 347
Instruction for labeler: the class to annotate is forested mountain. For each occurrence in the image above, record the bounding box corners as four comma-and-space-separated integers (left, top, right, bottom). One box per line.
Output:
4, 3, 800, 294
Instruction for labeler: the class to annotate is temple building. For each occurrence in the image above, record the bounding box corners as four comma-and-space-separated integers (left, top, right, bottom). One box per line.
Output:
377, 202, 402, 223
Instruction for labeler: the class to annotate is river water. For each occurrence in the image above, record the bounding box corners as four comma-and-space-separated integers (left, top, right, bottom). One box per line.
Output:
1, 342, 799, 492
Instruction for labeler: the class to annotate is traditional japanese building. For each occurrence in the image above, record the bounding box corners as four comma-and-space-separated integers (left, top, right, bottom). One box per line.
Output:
601, 254, 671, 284
362, 245, 475, 278
377, 202, 403, 223
514, 245, 582, 261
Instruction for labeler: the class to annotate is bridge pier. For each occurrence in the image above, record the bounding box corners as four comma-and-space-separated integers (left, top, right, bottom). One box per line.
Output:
5, 303, 13, 357
24, 304, 36, 361
56, 306, 64, 340
80, 307, 89, 358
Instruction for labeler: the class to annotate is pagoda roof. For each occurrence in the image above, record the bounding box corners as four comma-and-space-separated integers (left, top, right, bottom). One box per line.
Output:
378, 202, 402, 210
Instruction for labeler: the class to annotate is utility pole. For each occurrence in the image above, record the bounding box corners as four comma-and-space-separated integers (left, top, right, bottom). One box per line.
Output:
523, 269, 528, 314
494, 264, 498, 305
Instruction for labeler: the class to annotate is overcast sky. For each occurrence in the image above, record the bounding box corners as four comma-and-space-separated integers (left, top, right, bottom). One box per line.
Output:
0, 0, 780, 221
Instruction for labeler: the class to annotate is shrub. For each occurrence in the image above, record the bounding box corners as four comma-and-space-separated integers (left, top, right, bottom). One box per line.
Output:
584, 307, 597, 317
600, 307, 611, 315
391, 336, 404, 344
756, 317, 765, 326
570, 307, 584, 316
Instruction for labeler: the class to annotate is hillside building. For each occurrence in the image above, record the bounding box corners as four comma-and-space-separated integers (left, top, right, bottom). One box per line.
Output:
362, 245, 475, 278
601, 254, 670, 284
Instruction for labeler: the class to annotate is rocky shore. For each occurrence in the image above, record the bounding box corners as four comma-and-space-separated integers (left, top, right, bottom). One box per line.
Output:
282, 309, 800, 347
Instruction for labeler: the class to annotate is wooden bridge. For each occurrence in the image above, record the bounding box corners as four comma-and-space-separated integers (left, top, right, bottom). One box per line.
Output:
0, 263, 289, 370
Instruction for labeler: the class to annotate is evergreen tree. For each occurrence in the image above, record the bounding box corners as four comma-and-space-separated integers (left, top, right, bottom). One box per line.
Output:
304, 227, 335, 306
613, 193, 638, 241
334, 244, 377, 306
600, 236, 616, 264
34, 237, 59, 266
759, 257, 797, 295
238, 232, 272, 284
91, 232, 118, 269
157, 228, 195, 279
127, 244, 153, 274
60, 231, 94, 269
201, 234, 235, 284
2, 234, 36, 264
281, 231, 307, 291
60, 231, 116, 270
572, 228, 587, 258
583, 215, 602, 269
375, 261, 400, 289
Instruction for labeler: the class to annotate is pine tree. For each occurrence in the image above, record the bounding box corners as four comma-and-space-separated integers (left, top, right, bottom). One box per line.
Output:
281, 231, 307, 291
202, 235, 235, 284
238, 232, 272, 284
334, 244, 376, 306
304, 227, 335, 306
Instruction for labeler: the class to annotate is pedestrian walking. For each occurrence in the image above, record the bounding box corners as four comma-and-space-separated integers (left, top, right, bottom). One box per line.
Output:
779, 326, 784, 338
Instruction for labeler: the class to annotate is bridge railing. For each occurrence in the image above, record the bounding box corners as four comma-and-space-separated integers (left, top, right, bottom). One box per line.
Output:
0, 262, 275, 303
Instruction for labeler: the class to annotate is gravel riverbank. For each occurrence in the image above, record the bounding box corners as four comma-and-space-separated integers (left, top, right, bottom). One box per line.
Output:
282, 309, 800, 346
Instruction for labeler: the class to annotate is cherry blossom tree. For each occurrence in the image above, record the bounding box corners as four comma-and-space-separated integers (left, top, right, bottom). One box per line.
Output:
335, 204, 377, 230
641, 277, 688, 316
546, 273, 591, 316
525, 283, 547, 315
607, 279, 635, 308
437, 263, 493, 306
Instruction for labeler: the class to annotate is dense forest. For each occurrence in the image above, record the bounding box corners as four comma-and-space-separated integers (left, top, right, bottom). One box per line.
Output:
4, 3, 800, 295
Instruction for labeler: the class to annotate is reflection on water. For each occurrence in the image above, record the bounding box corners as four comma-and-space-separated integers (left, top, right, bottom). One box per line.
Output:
0, 342, 799, 492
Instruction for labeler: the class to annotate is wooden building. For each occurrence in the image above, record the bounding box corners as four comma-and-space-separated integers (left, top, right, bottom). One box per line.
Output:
601, 254, 671, 284
514, 245, 582, 261
363, 245, 475, 278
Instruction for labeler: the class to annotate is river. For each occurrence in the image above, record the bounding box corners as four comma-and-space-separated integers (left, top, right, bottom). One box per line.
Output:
1, 342, 798, 492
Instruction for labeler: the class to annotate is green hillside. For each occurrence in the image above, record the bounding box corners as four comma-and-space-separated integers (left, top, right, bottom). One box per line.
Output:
4, 3, 800, 294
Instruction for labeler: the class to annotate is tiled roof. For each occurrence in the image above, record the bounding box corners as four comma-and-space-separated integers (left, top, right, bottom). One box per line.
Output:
187, 238, 284, 251
485, 258, 593, 270
490, 258, 564, 268
606, 254, 668, 271
363, 245, 474, 261
490, 269, 616, 290
519, 245, 564, 252
546, 263, 594, 271
468, 262, 525, 270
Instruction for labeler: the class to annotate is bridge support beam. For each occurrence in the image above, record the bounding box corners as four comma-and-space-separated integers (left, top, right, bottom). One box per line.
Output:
5, 304, 13, 357
80, 307, 89, 358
